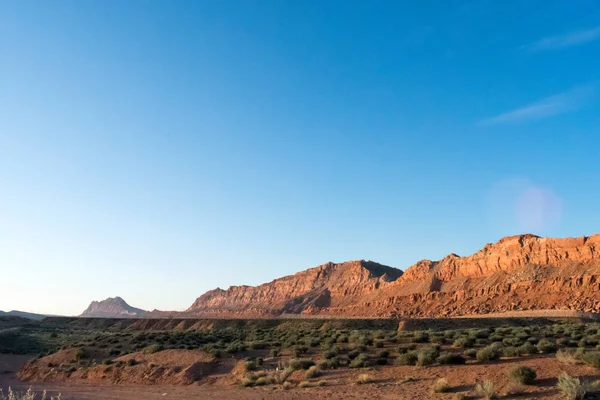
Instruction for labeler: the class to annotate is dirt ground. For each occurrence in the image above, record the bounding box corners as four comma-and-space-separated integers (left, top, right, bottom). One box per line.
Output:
3, 354, 600, 399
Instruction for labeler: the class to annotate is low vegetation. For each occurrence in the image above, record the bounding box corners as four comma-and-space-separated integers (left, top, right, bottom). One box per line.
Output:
9, 317, 600, 395
508, 365, 536, 385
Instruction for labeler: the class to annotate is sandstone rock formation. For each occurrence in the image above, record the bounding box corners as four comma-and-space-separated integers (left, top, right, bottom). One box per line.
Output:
186, 260, 401, 317
187, 233, 600, 318
80, 297, 147, 318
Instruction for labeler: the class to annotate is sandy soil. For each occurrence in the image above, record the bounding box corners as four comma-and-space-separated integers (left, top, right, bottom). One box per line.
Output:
3, 354, 600, 399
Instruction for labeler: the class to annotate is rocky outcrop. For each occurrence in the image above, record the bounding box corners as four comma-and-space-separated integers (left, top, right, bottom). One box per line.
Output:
187, 233, 600, 318
80, 297, 146, 318
186, 260, 402, 316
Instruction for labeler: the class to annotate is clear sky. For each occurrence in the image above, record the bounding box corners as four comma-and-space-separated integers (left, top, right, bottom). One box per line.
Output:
1, 1, 599, 316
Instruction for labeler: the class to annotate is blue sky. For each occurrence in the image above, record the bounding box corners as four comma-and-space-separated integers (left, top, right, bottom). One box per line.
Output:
1, 1, 599, 315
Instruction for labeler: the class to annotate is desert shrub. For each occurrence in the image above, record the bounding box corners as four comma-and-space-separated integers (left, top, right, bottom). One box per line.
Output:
527, 336, 539, 344
396, 352, 418, 366
247, 340, 267, 350
557, 372, 588, 400
417, 346, 440, 366
430, 336, 446, 345
143, 344, 164, 354
509, 366, 536, 385
585, 335, 600, 346
374, 341, 384, 348
489, 334, 504, 342
452, 337, 474, 348
347, 349, 360, 359
582, 351, 600, 368
502, 346, 518, 357
226, 341, 246, 353
556, 348, 580, 364
74, 348, 86, 361
245, 361, 258, 371
318, 356, 340, 369
397, 344, 417, 354
356, 374, 372, 384
323, 349, 337, 359
293, 345, 309, 357
557, 337, 569, 347
437, 352, 466, 365
378, 350, 389, 358
516, 342, 537, 356
476, 346, 501, 362
255, 375, 275, 386
536, 338, 556, 353
432, 378, 450, 393
288, 358, 315, 371
503, 337, 522, 347
475, 380, 496, 399
298, 381, 312, 388
444, 330, 457, 339
349, 353, 369, 368
270, 348, 280, 357
463, 348, 477, 358
412, 332, 429, 343
274, 367, 294, 384
305, 366, 321, 379
336, 335, 348, 343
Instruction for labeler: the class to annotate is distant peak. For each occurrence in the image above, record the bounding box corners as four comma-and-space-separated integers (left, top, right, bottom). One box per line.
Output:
80, 296, 146, 318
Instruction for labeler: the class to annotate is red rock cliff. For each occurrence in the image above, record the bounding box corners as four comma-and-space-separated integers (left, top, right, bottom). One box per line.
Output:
187, 234, 600, 318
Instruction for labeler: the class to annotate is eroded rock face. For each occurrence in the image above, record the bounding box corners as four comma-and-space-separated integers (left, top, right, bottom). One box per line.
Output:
186, 260, 402, 316
186, 234, 600, 318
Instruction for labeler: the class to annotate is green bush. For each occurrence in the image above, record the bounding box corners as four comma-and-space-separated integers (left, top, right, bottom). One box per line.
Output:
412, 332, 429, 343
509, 366, 536, 385
557, 372, 587, 400
500, 345, 517, 357
143, 344, 164, 354
293, 345, 309, 357
476, 346, 501, 362
453, 337, 474, 348
289, 358, 315, 371
245, 361, 258, 371
537, 338, 556, 354
397, 344, 416, 354
323, 350, 337, 359
378, 350, 389, 358
581, 351, 600, 368
395, 351, 418, 366
305, 365, 321, 378
463, 348, 477, 358
417, 346, 440, 366
437, 352, 466, 365
349, 353, 369, 368
516, 342, 537, 356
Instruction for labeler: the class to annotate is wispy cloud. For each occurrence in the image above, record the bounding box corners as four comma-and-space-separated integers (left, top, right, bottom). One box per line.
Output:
522, 26, 600, 52
478, 85, 595, 126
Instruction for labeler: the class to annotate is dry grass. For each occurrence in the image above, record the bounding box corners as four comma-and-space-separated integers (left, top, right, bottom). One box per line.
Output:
356, 373, 373, 384
0, 387, 60, 400
556, 349, 580, 365
475, 380, 496, 400
556, 372, 589, 400
431, 377, 450, 393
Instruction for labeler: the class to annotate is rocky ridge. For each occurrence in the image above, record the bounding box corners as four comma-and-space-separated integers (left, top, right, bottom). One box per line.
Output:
186, 233, 600, 318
